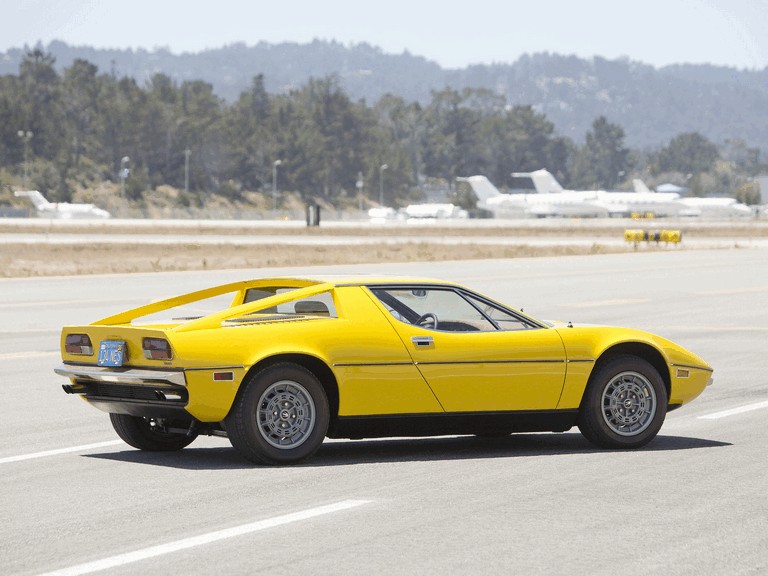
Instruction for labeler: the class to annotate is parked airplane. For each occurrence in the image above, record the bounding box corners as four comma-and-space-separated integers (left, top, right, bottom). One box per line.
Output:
512, 170, 684, 217
14, 190, 110, 219
457, 175, 610, 218
368, 203, 468, 223
632, 180, 752, 218
402, 203, 468, 220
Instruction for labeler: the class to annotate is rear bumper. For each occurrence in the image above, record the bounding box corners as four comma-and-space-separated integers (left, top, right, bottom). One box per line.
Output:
55, 363, 189, 418
54, 364, 186, 386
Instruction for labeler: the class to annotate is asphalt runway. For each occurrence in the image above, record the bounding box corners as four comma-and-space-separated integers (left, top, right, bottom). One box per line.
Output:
2, 248, 767, 575
2, 216, 768, 251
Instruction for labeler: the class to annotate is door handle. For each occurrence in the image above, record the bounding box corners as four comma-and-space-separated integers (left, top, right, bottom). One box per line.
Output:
411, 336, 434, 347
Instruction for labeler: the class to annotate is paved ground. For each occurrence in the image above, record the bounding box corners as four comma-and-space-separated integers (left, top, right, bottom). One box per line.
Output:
1, 248, 767, 575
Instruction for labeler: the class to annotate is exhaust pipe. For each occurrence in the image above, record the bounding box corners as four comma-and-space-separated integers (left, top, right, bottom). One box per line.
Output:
154, 390, 183, 402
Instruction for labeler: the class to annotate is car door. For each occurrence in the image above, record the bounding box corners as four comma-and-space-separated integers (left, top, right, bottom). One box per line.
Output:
367, 286, 567, 412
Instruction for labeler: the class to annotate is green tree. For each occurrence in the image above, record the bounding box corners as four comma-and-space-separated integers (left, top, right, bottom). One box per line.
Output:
651, 132, 720, 176
143, 73, 181, 188
61, 59, 101, 166
18, 50, 74, 198
222, 75, 274, 192
734, 181, 761, 206
570, 116, 630, 189
175, 80, 224, 194
477, 105, 568, 186
271, 77, 385, 203
18, 50, 65, 162
0, 75, 25, 167
373, 94, 423, 185
421, 88, 483, 184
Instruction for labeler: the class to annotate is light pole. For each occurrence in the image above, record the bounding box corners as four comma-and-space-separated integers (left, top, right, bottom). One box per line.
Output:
184, 148, 191, 194
379, 164, 388, 206
272, 159, 282, 217
17, 130, 33, 185
119, 156, 130, 200
356, 171, 364, 211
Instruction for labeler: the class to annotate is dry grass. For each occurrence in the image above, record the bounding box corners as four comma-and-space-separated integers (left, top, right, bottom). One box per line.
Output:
1, 241, 642, 277
2, 217, 756, 277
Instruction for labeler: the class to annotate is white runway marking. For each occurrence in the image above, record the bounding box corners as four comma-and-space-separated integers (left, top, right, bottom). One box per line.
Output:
38, 499, 373, 576
0, 440, 124, 465
698, 400, 768, 420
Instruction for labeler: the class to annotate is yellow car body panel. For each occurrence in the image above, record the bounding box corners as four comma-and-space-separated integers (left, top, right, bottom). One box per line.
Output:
55, 275, 712, 442
371, 313, 568, 411
554, 325, 712, 409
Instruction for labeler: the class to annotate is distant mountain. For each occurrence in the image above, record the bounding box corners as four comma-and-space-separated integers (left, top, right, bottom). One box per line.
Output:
2, 40, 766, 149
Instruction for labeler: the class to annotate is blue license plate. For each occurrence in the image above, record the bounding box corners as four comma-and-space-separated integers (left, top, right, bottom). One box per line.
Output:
98, 340, 125, 367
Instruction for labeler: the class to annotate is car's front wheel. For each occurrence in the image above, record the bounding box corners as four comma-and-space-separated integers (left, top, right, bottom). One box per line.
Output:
110, 414, 198, 451
225, 363, 330, 465
578, 355, 667, 449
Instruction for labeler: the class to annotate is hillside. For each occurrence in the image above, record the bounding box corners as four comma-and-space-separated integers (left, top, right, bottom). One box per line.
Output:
1, 40, 767, 149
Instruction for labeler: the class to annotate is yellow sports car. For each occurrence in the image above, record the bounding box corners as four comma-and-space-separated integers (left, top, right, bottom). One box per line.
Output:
55, 276, 713, 464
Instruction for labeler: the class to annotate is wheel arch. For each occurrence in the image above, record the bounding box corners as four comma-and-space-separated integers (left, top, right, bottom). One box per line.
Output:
235, 353, 340, 424
591, 342, 671, 401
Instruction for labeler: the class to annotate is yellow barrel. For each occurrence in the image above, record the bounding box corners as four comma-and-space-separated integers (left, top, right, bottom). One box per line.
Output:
624, 229, 646, 242
660, 230, 682, 243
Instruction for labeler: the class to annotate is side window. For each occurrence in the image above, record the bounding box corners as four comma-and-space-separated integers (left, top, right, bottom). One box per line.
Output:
282, 292, 337, 317
463, 294, 532, 331
243, 287, 337, 318
371, 288, 496, 332
243, 287, 295, 313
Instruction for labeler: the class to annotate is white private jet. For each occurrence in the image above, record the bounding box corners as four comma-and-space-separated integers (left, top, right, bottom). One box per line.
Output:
460, 170, 689, 218
402, 203, 468, 221
457, 174, 610, 218
512, 170, 684, 217
14, 190, 110, 219
632, 180, 752, 218
368, 203, 468, 223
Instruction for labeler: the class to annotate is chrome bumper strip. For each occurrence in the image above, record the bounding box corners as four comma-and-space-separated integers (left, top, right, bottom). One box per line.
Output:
54, 364, 187, 386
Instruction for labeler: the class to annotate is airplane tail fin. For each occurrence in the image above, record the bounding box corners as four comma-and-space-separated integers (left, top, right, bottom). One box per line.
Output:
14, 190, 52, 210
456, 175, 502, 204
632, 179, 653, 194
511, 169, 563, 194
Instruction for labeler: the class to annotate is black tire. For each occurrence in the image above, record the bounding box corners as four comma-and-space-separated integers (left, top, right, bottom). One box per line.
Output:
578, 355, 668, 449
109, 414, 198, 451
225, 363, 330, 465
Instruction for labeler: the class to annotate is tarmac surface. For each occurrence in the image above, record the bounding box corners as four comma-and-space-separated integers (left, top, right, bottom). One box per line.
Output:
2, 247, 767, 575
2, 216, 767, 250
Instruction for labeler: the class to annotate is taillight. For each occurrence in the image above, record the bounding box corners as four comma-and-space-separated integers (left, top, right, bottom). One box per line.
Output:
65, 334, 93, 355
143, 338, 173, 360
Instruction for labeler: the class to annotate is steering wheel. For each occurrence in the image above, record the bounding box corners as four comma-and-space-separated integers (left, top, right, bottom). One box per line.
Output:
415, 312, 439, 329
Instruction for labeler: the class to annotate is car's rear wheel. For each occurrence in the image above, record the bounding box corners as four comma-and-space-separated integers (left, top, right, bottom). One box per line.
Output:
578, 355, 667, 449
226, 363, 329, 465
109, 414, 198, 451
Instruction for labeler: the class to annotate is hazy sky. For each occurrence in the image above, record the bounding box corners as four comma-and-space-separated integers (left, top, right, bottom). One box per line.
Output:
4, 0, 767, 69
